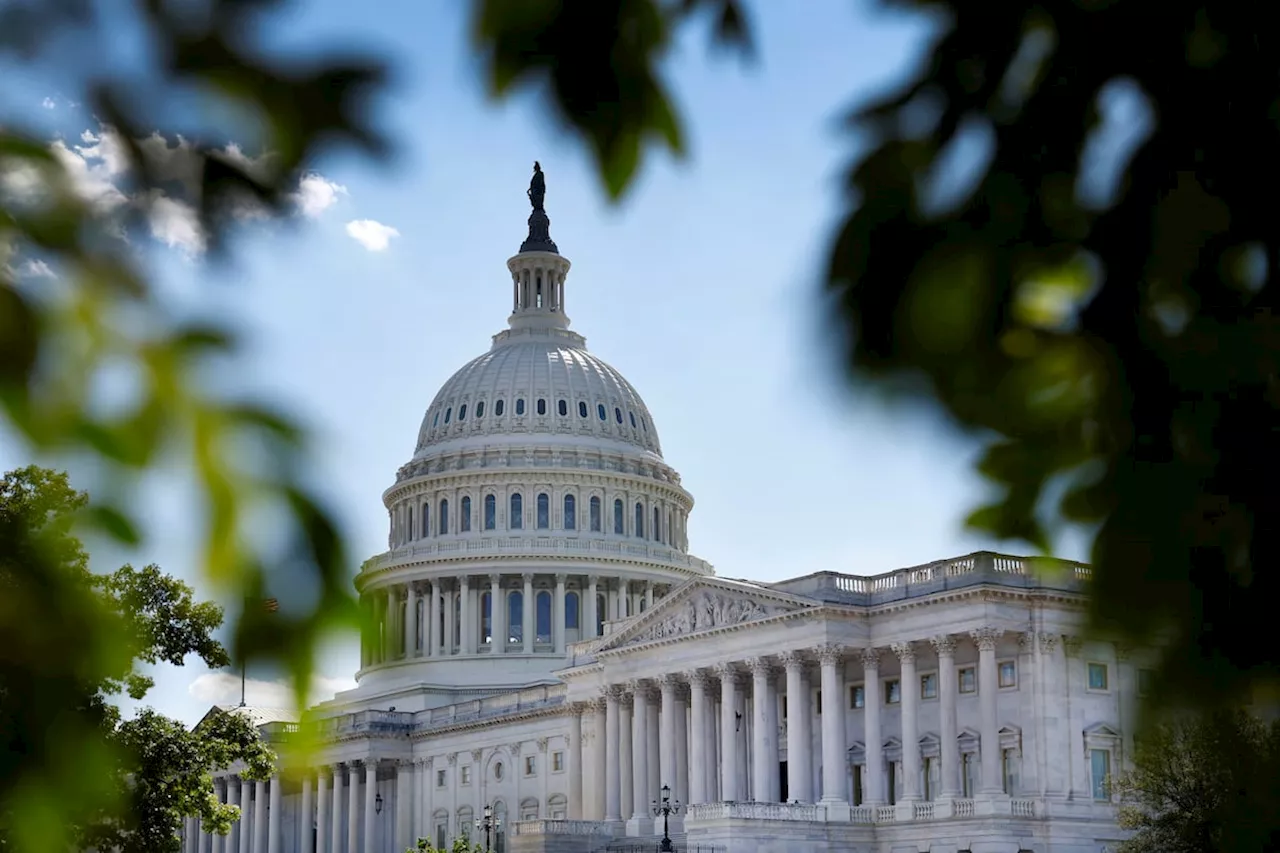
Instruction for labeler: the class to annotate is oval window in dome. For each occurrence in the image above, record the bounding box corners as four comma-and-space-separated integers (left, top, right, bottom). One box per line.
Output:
597, 403, 607, 421
558, 399, 568, 417
641, 417, 648, 433
614, 407, 623, 424
579, 401, 588, 418
476, 401, 485, 418
629, 411, 637, 428
433, 412, 439, 428
458, 404, 467, 421
495, 399, 505, 417
444, 407, 452, 424
516, 398, 526, 416
494, 762, 504, 781
536, 398, 547, 416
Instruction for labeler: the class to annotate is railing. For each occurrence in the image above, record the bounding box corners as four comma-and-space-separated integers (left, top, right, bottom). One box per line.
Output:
953, 799, 975, 818
875, 806, 896, 823
818, 551, 1091, 601
913, 802, 934, 820
851, 806, 875, 824
511, 820, 613, 836
365, 536, 714, 575
1011, 799, 1036, 817
686, 802, 826, 822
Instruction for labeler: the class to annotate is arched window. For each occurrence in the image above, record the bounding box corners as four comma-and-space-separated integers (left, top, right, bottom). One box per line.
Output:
565, 591, 580, 630
515, 398, 525, 416
536, 493, 549, 529
444, 407, 452, 424
653, 506, 661, 542
629, 411, 637, 428
493, 801, 507, 853
641, 417, 648, 433
495, 399, 505, 417
635, 502, 645, 538
476, 400, 485, 418
596, 593, 607, 634
439, 499, 449, 536
432, 809, 449, 851
432, 412, 439, 428
406, 505, 414, 541
508, 591, 523, 643
597, 403, 606, 421
456, 807, 473, 839
421, 504, 430, 538
458, 404, 467, 421
484, 494, 496, 530
547, 794, 568, 820
453, 593, 461, 647
615, 406, 623, 424
613, 499, 624, 534
536, 398, 547, 416
509, 493, 523, 529
563, 494, 576, 530
520, 797, 540, 821
536, 590, 552, 642
578, 401, 588, 418
557, 399, 568, 416
460, 496, 472, 532
415, 597, 425, 652
589, 496, 602, 532
667, 510, 674, 546
481, 592, 492, 644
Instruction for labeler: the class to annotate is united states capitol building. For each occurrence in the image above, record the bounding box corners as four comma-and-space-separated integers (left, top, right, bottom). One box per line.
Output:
188, 171, 1133, 853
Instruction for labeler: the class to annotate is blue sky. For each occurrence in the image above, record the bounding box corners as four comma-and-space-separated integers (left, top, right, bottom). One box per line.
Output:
3, 0, 1089, 726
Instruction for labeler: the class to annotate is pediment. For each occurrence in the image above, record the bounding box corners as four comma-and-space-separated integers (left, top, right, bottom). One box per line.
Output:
1083, 722, 1121, 739
597, 578, 819, 652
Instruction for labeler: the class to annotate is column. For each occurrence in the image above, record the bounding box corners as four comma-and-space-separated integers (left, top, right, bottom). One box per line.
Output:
817, 644, 848, 810
238, 776, 252, 853
659, 675, 678, 796
316, 771, 330, 853
396, 760, 412, 853
618, 691, 634, 824
415, 759, 428, 844
593, 698, 608, 820
429, 582, 441, 657
458, 576, 471, 654
781, 652, 813, 803
973, 628, 1003, 794
331, 766, 343, 853
301, 774, 314, 853
604, 689, 622, 821
629, 681, 652, 830
647, 695, 660, 802
209, 779, 224, 853
405, 583, 418, 658
267, 775, 282, 853
363, 761, 377, 853
522, 573, 535, 653
716, 664, 739, 801
895, 642, 921, 802
226, 778, 240, 853
861, 648, 883, 804
490, 574, 505, 654
933, 635, 960, 798
586, 575, 599, 638
765, 668, 780, 802
384, 588, 395, 660
674, 683, 689, 807
568, 704, 584, 819
347, 763, 360, 853
644, 581, 654, 611
253, 779, 268, 853
749, 658, 776, 802
554, 573, 567, 653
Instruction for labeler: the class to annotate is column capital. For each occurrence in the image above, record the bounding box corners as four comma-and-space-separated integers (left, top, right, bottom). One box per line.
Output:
626, 678, 655, 701
930, 634, 957, 657
590, 696, 607, 712
536, 736, 549, 753
1114, 640, 1132, 661
419, 756, 434, 769
602, 684, 624, 702
567, 700, 590, 716
555, 572, 568, 583
396, 758, 414, 769
1018, 631, 1037, 654
1062, 634, 1082, 656
1038, 631, 1059, 653
970, 627, 1001, 651
779, 650, 806, 671
859, 647, 881, 670
890, 641, 916, 664
816, 643, 845, 666
685, 668, 709, 688
488, 572, 502, 585
619, 691, 634, 710
713, 662, 739, 684
446, 752, 458, 766
657, 672, 680, 690
522, 572, 535, 583
747, 656, 775, 677
504, 743, 521, 758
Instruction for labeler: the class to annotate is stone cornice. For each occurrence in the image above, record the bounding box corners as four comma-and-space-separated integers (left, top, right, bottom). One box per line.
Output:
386, 462, 692, 509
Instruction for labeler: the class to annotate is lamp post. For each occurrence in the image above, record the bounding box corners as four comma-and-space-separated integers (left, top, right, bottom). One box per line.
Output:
651, 783, 681, 853
474, 803, 501, 853
375, 793, 383, 816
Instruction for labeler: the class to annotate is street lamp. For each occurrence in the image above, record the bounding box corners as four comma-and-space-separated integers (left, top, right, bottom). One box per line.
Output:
375, 793, 383, 816
651, 783, 681, 853
474, 803, 501, 853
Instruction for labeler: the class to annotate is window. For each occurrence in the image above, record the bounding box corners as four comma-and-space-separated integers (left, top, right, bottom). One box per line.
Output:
852, 764, 864, 805
629, 411, 637, 428
1088, 662, 1109, 691
1002, 748, 1021, 795
434, 815, 448, 851
597, 403, 606, 421
436, 769, 446, 788
564, 494, 576, 530
1089, 749, 1111, 800
614, 406, 623, 423
1138, 668, 1155, 697
923, 757, 938, 801
439, 499, 449, 535
536, 590, 552, 642
921, 673, 938, 700
589, 496, 602, 532
815, 689, 822, 714
432, 412, 439, 428
484, 494, 496, 530
596, 593, 606, 634
406, 505, 413, 540
958, 666, 976, 694
634, 503, 645, 538
537, 493, 550, 529
641, 417, 648, 433
421, 504, 430, 538
515, 398, 525, 416
999, 660, 1017, 688
461, 496, 472, 532
579, 401, 588, 418
565, 591, 579, 630
536, 398, 547, 416
613, 499, 624, 534
481, 592, 492, 644
494, 761, 504, 781
653, 506, 661, 542
476, 401, 485, 418
962, 753, 977, 797
461, 766, 472, 785
509, 493, 523, 529
495, 399, 505, 417
444, 407, 452, 424
524, 755, 536, 777
458, 404, 467, 421
850, 684, 865, 709
552, 751, 564, 772
886, 679, 901, 704
508, 591, 523, 642
888, 761, 898, 805
557, 399, 567, 416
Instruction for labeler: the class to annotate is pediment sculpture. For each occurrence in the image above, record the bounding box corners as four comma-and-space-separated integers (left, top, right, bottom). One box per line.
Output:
625, 590, 788, 645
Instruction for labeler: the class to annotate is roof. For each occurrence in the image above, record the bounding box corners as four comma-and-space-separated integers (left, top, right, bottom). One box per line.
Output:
194, 704, 299, 732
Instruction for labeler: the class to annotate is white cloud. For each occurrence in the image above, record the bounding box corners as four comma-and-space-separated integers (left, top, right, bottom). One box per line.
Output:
41, 97, 56, 110
50, 138, 128, 211
187, 671, 357, 710
20, 259, 55, 278
144, 190, 206, 255
291, 173, 347, 217
345, 219, 399, 252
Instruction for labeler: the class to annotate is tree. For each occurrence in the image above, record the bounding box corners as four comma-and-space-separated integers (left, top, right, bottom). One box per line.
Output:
469, 0, 1280, 703
1112, 710, 1280, 853
0, 466, 272, 852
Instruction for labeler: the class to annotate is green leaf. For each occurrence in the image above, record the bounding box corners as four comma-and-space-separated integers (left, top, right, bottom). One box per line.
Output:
81, 503, 142, 545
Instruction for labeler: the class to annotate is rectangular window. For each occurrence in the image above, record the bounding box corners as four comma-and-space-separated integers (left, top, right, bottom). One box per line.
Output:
1002, 748, 1021, 795
1090, 749, 1111, 800
815, 689, 822, 714
920, 673, 938, 700
1138, 668, 1155, 697
958, 666, 977, 694
435, 824, 447, 850
998, 660, 1017, 689
853, 764, 864, 805
524, 755, 536, 777
850, 684, 865, 709
1088, 662, 1110, 691
552, 751, 564, 772
962, 753, 976, 798
922, 757, 934, 801
885, 679, 901, 704
460, 766, 471, 785
436, 769, 446, 788
887, 761, 898, 806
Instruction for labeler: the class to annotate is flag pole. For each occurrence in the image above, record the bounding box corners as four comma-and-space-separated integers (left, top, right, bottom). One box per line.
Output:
240, 657, 247, 708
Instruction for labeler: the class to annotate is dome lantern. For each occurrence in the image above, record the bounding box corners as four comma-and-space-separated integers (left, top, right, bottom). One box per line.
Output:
508, 162, 571, 332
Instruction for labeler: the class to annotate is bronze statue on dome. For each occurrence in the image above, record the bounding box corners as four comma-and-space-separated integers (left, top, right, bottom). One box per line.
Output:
527, 161, 546, 212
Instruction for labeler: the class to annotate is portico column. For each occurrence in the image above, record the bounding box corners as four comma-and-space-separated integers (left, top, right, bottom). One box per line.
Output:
674, 683, 689, 807
593, 698, 609, 820
237, 775, 252, 853
253, 779, 268, 853
817, 644, 848, 808
716, 663, 739, 801
554, 573, 567, 653
618, 691, 634, 822
457, 577, 470, 654
932, 635, 961, 798
567, 703, 584, 819
862, 649, 883, 804
604, 688, 622, 821
894, 642, 921, 801
347, 763, 360, 853
781, 652, 813, 803
225, 778, 240, 853
210, 778, 224, 853
522, 573, 535, 653
973, 627, 1003, 793
405, 583, 418, 658
395, 760, 412, 853
749, 658, 777, 802
687, 671, 708, 803
429, 582, 442, 657
331, 766, 343, 853
658, 675, 678, 795
489, 573, 505, 653
363, 761, 377, 853
316, 770, 330, 853
301, 774, 314, 853
586, 576, 599, 638
384, 589, 395, 660
267, 775, 282, 853
644, 581, 654, 611
629, 681, 652, 830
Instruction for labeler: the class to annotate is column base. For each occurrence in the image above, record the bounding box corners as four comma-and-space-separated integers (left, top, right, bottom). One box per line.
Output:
625, 816, 654, 836
818, 798, 850, 822
974, 792, 1011, 816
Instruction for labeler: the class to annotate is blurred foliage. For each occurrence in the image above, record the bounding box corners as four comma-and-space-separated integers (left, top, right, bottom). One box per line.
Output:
1112, 709, 1280, 852
471, 0, 1280, 705
406, 836, 484, 853
0, 1, 389, 850
0, 467, 273, 852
